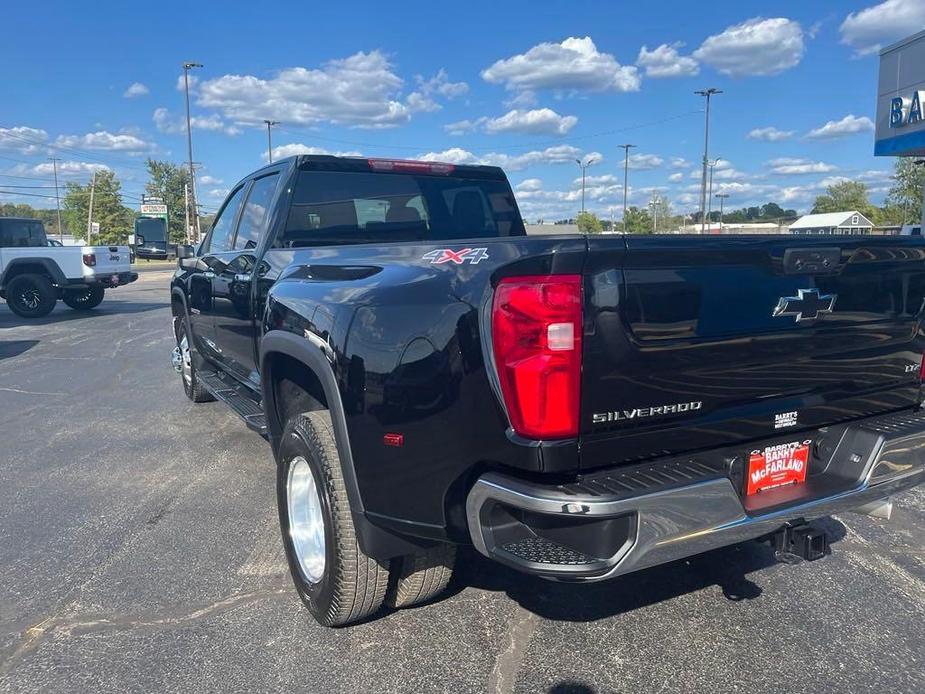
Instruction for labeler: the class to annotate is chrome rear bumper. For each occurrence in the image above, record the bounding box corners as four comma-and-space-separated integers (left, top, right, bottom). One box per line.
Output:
466, 410, 925, 581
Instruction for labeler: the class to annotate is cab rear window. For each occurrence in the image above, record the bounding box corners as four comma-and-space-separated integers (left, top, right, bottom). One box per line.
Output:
0, 219, 47, 247
274, 171, 525, 248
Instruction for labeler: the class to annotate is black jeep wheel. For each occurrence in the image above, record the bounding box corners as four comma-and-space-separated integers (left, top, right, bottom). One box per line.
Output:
277, 411, 390, 627
5, 274, 56, 318
62, 286, 105, 310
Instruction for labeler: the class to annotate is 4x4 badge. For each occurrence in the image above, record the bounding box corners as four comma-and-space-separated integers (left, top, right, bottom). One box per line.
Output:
772, 288, 836, 323
422, 248, 489, 265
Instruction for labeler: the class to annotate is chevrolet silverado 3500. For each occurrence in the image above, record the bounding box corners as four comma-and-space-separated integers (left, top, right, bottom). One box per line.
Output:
170, 155, 925, 626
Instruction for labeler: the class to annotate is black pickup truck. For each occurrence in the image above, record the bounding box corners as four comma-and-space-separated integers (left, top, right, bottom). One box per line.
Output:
171, 155, 925, 626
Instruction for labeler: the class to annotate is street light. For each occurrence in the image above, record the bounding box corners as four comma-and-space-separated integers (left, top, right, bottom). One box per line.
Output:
695, 87, 722, 233
575, 157, 596, 213
618, 144, 636, 232
183, 61, 203, 241
715, 193, 730, 231
648, 194, 661, 234
264, 120, 280, 162
707, 158, 721, 229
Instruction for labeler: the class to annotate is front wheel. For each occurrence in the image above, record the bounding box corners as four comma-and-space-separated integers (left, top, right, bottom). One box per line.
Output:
62, 286, 104, 310
5, 274, 56, 318
175, 319, 215, 403
278, 411, 390, 627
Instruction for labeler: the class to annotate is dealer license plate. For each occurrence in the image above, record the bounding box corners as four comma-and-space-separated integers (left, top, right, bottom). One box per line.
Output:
111, 274, 119, 285
746, 440, 810, 495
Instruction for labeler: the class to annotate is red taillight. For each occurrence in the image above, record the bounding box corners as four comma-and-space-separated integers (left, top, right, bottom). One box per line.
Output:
82, 253, 96, 267
491, 275, 582, 439
368, 158, 455, 175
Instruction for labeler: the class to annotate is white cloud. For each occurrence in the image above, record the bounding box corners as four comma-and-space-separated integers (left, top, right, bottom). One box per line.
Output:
32, 161, 110, 175
636, 43, 699, 78
406, 92, 441, 113
447, 108, 578, 136
55, 130, 154, 152
668, 172, 684, 182
573, 174, 619, 186
768, 157, 838, 175
153, 107, 241, 136
197, 51, 413, 129
747, 126, 795, 142
406, 70, 468, 113
176, 74, 199, 92
481, 37, 640, 93
206, 187, 230, 199
504, 90, 538, 109
516, 178, 544, 191
670, 157, 692, 169
418, 145, 603, 172
694, 17, 805, 76
199, 175, 223, 185
267, 143, 362, 161
840, 0, 925, 56
123, 82, 149, 98
627, 153, 664, 170
0, 126, 49, 154
806, 114, 874, 139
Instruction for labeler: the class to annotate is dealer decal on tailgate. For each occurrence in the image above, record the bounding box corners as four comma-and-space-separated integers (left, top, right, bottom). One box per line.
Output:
746, 440, 811, 495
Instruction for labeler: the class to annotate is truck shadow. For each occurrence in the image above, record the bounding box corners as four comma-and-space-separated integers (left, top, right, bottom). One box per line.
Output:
453, 518, 848, 623
0, 302, 163, 328
0, 339, 39, 360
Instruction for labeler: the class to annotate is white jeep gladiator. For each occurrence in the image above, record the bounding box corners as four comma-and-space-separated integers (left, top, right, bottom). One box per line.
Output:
0, 217, 137, 318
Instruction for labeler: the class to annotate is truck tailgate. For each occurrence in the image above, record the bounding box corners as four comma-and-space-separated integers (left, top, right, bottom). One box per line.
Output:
83, 246, 132, 278
580, 235, 925, 469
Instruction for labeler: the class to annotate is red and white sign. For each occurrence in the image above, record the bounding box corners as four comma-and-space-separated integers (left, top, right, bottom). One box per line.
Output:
746, 440, 810, 495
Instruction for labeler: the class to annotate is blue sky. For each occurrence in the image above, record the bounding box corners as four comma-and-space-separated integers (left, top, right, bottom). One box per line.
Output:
2, 0, 924, 221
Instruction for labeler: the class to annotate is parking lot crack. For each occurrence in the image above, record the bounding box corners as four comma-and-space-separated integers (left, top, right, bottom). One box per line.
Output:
486, 606, 538, 694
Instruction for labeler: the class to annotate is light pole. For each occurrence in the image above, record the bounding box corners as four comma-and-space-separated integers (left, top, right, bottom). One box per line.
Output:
618, 144, 635, 232
183, 61, 203, 240
575, 157, 596, 213
49, 157, 63, 241
264, 120, 280, 162
695, 87, 722, 233
648, 195, 661, 233
715, 193, 729, 231
707, 158, 720, 229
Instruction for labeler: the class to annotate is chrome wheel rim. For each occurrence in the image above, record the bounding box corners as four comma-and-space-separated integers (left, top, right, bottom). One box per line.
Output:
287, 456, 326, 584
179, 334, 192, 386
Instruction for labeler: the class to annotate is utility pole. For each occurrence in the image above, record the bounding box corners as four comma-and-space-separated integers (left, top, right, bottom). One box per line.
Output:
575, 157, 596, 214
707, 158, 720, 230
264, 120, 280, 162
715, 193, 730, 231
184, 183, 191, 244
618, 144, 636, 232
86, 171, 97, 245
648, 195, 660, 234
183, 61, 203, 241
695, 88, 722, 233
49, 157, 63, 241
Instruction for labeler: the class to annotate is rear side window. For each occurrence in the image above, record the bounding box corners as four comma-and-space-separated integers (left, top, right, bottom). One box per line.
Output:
274, 170, 524, 248
234, 173, 280, 250
0, 219, 47, 247
205, 186, 246, 253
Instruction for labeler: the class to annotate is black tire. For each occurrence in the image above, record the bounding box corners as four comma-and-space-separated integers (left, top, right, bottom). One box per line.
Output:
277, 411, 390, 627
386, 543, 456, 609
176, 319, 215, 403
5, 274, 56, 318
62, 286, 105, 310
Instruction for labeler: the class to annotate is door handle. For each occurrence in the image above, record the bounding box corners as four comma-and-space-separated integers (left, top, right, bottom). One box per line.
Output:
204, 271, 215, 278
234, 273, 252, 283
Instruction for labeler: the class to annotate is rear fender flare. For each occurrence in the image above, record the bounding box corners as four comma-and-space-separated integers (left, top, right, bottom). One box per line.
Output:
260, 330, 364, 514
0, 258, 67, 289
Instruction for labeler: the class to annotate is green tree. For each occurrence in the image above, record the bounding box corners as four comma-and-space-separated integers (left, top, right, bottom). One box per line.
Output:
144, 159, 192, 243
624, 206, 653, 234
885, 157, 925, 225
62, 170, 135, 244
812, 181, 877, 219
576, 210, 603, 233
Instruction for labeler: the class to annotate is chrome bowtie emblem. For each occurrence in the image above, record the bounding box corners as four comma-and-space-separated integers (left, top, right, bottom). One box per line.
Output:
773, 288, 837, 323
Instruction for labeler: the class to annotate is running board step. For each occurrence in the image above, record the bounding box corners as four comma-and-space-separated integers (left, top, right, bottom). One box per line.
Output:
198, 370, 267, 435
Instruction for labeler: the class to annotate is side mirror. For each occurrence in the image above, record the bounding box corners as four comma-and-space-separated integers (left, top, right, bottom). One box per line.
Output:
177, 244, 194, 259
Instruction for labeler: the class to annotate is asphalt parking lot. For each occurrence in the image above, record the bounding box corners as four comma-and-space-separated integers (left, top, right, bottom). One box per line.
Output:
1, 269, 923, 694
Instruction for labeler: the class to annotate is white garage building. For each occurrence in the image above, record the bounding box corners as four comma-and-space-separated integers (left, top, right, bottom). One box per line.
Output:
788, 211, 874, 235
